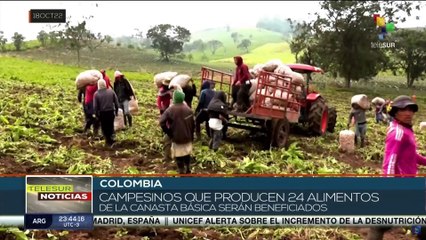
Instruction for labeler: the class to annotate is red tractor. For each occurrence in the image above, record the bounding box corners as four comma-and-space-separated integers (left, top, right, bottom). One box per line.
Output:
286, 64, 337, 136
200, 63, 336, 148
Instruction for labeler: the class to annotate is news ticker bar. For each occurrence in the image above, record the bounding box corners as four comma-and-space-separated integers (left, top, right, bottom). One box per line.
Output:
2, 216, 426, 227
1, 177, 426, 216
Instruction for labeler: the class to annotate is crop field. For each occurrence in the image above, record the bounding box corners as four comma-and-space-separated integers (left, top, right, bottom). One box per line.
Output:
1, 50, 426, 239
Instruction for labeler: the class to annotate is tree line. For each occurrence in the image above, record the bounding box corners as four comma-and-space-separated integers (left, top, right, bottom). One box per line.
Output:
289, 0, 426, 88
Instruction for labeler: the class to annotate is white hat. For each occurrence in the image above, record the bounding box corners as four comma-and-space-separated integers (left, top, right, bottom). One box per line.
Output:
114, 70, 123, 78
97, 78, 106, 89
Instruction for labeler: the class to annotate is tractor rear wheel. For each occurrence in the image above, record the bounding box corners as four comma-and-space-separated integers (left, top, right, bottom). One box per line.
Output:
308, 97, 328, 136
271, 118, 290, 148
327, 107, 337, 133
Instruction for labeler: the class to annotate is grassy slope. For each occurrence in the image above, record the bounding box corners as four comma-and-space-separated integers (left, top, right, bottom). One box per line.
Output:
188, 28, 288, 62
211, 42, 296, 66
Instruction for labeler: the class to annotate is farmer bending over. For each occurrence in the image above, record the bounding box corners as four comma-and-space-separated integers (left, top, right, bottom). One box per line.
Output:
347, 104, 368, 148
160, 90, 195, 174
207, 91, 229, 151
195, 80, 216, 139
93, 79, 120, 147
367, 95, 426, 239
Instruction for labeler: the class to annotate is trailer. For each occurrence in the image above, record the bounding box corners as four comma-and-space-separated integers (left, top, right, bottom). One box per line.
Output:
200, 64, 336, 148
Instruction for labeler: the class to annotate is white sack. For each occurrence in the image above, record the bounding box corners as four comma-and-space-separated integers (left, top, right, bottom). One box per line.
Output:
154, 71, 178, 88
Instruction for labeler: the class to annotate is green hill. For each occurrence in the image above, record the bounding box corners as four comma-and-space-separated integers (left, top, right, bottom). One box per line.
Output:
187, 27, 289, 63
211, 42, 296, 67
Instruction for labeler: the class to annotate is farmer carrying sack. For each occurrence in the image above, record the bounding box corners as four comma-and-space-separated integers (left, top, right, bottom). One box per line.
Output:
76, 70, 103, 89
154, 71, 178, 88
169, 74, 192, 88
351, 94, 370, 110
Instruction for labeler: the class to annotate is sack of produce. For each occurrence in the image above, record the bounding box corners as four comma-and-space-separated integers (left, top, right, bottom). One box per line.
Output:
263, 59, 282, 72
371, 97, 385, 106
420, 122, 426, 131
248, 78, 258, 96
295, 86, 303, 94
269, 90, 293, 106
254, 88, 271, 105
169, 74, 192, 88
285, 71, 305, 86
154, 71, 178, 88
274, 64, 292, 75
75, 70, 102, 89
249, 69, 256, 79
114, 109, 125, 131
129, 98, 139, 115
351, 94, 370, 110
253, 64, 265, 76
339, 130, 355, 153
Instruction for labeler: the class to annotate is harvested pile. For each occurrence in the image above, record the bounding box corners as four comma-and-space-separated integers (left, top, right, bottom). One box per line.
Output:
75, 70, 103, 89
339, 130, 355, 153
247, 59, 303, 112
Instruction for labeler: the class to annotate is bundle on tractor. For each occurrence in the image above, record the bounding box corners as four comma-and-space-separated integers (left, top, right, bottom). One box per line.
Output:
200, 64, 337, 148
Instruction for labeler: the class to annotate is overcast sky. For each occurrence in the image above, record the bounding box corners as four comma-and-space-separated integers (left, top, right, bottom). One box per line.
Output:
0, 1, 425, 41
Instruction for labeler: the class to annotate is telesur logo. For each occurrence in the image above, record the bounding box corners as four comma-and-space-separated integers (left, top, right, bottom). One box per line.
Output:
371, 14, 396, 49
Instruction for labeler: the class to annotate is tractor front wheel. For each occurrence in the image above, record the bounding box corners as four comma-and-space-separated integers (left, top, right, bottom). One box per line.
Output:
308, 97, 328, 136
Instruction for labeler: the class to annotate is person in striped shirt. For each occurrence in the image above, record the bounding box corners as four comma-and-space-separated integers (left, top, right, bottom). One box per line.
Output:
368, 95, 426, 240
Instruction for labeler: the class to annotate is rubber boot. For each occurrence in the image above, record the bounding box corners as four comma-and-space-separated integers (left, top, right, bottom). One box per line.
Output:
127, 115, 132, 127
123, 115, 128, 127
185, 157, 191, 174
196, 131, 202, 140
176, 158, 185, 174
360, 137, 365, 148
93, 126, 99, 137
354, 136, 358, 146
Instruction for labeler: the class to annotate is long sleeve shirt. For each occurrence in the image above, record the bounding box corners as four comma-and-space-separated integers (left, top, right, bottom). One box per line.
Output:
93, 89, 120, 116
383, 120, 426, 175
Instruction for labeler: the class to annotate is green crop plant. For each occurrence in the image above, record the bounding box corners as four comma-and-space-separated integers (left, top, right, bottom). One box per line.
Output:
1, 47, 425, 239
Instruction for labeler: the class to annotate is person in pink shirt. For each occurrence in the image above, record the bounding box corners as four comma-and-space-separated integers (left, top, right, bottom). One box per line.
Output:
368, 95, 426, 239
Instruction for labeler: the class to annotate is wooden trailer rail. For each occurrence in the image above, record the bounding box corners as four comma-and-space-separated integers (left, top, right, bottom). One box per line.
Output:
201, 66, 233, 106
